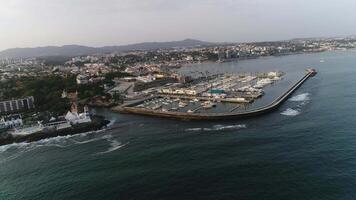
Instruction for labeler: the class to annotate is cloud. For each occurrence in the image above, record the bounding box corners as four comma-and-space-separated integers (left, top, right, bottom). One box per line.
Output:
1, 0, 356, 50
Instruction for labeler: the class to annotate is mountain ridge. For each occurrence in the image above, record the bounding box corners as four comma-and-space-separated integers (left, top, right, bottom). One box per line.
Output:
0, 39, 214, 59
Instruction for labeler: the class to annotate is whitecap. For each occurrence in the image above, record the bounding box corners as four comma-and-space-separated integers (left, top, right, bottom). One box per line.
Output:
95, 135, 128, 155
186, 124, 247, 132
185, 128, 203, 132
212, 124, 247, 131
0, 129, 107, 154
70, 137, 102, 145
97, 141, 128, 155
101, 134, 113, 139
289, 93, 310, 102
106, 119, 116, 128
281, 108, 300, 116
0, 142, 30, 153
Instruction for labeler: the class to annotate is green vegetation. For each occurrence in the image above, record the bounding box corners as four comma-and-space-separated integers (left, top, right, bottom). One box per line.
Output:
206, 52, 219, 61
104, 71, 133, 81
102, 71, 134, 86
0, 75, 106, 115
40, 56, 71, 66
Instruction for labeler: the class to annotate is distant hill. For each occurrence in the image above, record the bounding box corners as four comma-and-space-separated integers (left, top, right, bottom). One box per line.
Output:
0, 39, 214, 59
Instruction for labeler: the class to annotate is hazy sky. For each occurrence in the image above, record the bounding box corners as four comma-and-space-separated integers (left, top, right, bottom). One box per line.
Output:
1, 0, 356, 50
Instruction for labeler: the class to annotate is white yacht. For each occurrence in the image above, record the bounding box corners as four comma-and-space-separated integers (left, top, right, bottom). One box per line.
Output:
178, 101, 188, 108
202, 101, 216, 109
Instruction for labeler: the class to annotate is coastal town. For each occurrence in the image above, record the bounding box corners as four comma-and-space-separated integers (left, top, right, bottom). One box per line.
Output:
0, 36, 332, 139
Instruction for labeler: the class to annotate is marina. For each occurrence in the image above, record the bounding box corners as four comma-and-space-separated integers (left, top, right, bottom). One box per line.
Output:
115, 69, 316, 120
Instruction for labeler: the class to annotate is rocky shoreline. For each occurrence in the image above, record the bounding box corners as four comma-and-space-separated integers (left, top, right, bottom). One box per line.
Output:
0, 115, 110, 146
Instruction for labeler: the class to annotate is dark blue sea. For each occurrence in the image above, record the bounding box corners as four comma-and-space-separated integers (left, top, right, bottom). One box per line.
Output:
1, 50, 356, 200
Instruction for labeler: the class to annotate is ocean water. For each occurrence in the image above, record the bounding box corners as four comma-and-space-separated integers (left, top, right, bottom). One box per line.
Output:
2, 50, 356, 199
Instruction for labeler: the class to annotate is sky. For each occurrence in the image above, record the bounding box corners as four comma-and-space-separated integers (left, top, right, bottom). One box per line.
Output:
1, 0, 356, 50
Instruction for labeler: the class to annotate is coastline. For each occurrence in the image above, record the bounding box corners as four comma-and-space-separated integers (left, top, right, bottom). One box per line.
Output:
91, 49, 342, 111
179, 48, 355, 68
0, 115, 110, 147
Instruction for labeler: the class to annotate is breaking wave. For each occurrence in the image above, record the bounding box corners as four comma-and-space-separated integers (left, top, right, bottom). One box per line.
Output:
281, 108, 300, 116
289, 93, 310, 102
0, 142, 32, 154
0, 134, 86, 164
186, 128, 203, 132
212, 124, 247, 131
0, 129, 105, 154
186, 124, 246, 132
70, 137, 102, 145
0, 135, 76, 154
281, 93, 311, 117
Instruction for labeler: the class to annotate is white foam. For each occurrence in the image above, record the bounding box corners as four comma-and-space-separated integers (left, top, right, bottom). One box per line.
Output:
0, 136, 69, 154
106, 119, 116, 128
97, 141, 128, 155
0, 139, 67, 164
212, 124, 247, 131
186, 124, 246, 132
101, 134, 113, 139
186, 128, 203, 132
289, 93, 310, 102
95, 134, 128, 155
0, 142, 30, 153
0, 129, 106, 154
70, 137, 102, 145
281, 108, 300, 116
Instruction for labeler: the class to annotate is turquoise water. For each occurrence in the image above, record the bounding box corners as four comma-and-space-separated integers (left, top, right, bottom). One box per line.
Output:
1, 50, 356, 199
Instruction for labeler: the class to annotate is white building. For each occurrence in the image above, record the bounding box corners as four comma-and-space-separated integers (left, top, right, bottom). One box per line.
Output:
0, 96, 35, 115
267, 71, 281, 78
136, 75, 156, 83
65, 104, 91, 124
0, 114, 23, 128
76, 74, 89, 85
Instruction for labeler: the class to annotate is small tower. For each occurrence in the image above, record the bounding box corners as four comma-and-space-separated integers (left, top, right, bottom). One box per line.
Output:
84, 105, 90, 117
71, 102, 78, 114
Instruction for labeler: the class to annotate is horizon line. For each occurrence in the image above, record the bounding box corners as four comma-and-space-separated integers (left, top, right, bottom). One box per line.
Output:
1, 34, 355, 52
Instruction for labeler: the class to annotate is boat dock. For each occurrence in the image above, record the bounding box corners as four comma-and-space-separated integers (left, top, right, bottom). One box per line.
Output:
158, 95, 252, 103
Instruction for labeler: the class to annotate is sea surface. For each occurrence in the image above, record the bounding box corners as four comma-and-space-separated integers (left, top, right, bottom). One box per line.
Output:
2, 50, 356, 200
